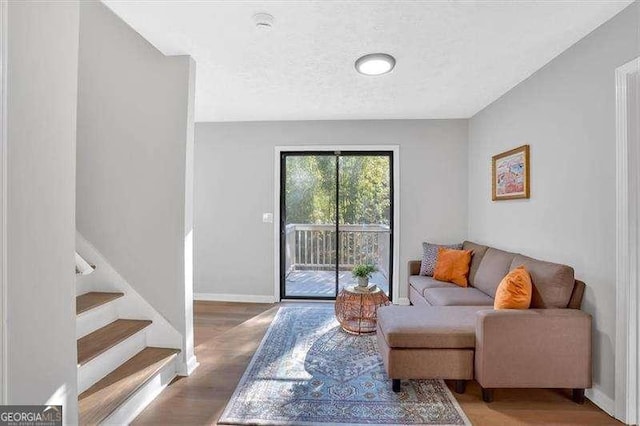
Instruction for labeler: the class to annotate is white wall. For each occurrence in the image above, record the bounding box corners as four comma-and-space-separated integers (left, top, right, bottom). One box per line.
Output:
76, 1, 196, 371
6, 1, 79, 423
467, 1, 639, 409
195, 120, 468, 301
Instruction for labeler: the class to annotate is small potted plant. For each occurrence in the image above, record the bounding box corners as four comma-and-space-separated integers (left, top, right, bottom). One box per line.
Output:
352, 264, 377, 288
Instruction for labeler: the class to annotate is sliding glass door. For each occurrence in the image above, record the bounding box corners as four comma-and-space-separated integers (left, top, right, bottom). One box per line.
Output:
281, 153, 337, 299
280, 151, 393, 301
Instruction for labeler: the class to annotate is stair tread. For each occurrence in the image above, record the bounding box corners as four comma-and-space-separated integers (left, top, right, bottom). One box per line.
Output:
78, 347, 180, 425
77, 319, 152, 366
76, 292, 124, 315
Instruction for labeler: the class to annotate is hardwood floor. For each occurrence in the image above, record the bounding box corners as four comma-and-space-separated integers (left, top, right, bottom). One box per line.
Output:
132, 301, 620, 425
285, 270, 389, 297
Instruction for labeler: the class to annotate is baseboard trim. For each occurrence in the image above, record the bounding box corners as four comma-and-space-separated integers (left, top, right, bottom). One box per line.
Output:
194, 293, 276, 304
395, 297, 410, 306
586, 387, 615, 416
176, 355, 199, 377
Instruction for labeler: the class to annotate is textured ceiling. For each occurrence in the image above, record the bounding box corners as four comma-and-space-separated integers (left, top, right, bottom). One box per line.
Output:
103, 0, 633, 122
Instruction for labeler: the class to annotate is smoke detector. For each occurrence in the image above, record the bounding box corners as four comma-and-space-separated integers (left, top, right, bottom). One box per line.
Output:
253, 13, 275, 30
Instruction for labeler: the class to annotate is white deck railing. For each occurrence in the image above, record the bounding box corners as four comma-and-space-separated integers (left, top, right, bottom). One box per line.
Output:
284, 223, 390, 278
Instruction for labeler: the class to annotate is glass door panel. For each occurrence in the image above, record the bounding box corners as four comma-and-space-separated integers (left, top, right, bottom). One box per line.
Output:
281, 153, 337, 299
337, 154, 392, 296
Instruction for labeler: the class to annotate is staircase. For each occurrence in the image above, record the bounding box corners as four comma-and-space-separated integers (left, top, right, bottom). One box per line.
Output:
75, 244, 182, 425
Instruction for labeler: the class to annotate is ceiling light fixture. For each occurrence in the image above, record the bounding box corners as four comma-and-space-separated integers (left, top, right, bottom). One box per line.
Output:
355, 53, 396, 76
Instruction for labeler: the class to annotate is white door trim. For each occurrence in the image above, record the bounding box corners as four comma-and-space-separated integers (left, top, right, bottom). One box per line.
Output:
0, 0, 7, 405
273, 145, 400, 303
615, 56, 640, 425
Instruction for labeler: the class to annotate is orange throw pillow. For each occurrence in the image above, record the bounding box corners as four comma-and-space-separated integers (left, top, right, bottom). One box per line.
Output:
433, 248, 472, 287
494, 266, 533, 309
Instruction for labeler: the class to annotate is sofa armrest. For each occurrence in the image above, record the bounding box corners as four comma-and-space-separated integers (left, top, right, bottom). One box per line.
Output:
475, 309, 592, 389
408, 260, 421, 277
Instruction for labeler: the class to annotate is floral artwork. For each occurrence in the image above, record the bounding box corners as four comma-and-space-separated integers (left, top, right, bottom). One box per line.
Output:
492, 145, 530, 200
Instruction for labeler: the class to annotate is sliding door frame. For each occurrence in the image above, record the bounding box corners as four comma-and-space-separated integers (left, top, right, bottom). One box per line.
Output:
0, 0, 6, 403
279, 151, 338, 301
274, 145, 400, 303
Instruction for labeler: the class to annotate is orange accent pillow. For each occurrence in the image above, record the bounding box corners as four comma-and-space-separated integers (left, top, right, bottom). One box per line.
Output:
433, 248, 472, 287
494, 266, 533, 310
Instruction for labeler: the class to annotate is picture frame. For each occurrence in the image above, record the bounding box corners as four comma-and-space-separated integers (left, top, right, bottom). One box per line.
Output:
492, 144, 530, 201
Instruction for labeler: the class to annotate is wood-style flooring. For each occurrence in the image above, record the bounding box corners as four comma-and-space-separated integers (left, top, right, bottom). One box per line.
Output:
132, 301, 620, 425
285, 270, 389, 297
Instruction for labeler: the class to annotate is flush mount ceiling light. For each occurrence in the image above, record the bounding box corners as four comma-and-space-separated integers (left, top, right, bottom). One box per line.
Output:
355, 53, 396, 76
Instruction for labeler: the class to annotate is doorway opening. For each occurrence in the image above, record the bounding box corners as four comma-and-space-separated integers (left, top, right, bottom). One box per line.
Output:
279, 151, 394, 301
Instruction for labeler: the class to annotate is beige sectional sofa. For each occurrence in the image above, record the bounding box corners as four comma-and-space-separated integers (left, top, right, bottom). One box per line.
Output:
376, 241, 592, 403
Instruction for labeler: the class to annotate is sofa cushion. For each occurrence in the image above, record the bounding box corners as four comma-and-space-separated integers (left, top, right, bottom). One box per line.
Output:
433, 248, 472, 287
473, 248, 518, 297
423, 287, 494, 306
494, 266, 532, 309
377, 305, 489, 349
419, 242, 462, 276
463, 241, 489, 285
409, 275, 457, 296
409, 285, 432, 308
510, 255, 575, 308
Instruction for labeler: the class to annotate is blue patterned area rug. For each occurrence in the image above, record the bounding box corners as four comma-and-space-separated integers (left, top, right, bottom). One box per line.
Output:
218, 305, 470, 425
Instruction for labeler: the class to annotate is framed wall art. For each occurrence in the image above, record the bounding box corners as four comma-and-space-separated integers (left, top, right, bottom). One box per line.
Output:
492, 144, 530, 201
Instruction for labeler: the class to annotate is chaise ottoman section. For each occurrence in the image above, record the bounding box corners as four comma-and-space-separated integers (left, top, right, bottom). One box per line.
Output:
376, 305, 491, 393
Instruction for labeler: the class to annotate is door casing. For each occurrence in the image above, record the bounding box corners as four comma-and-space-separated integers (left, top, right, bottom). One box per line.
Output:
615, 57, 640, 424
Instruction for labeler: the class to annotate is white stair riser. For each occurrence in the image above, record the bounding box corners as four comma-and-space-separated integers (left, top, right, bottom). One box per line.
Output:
101, 356, 178, 425
76, 301, 119, 339
78, 331, 147, 394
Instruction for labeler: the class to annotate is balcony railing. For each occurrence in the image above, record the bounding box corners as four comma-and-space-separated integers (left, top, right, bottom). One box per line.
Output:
284, 223, 390, 278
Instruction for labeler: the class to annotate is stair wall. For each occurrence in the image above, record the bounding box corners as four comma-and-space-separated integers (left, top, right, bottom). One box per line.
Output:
76, 0, 197, 376
5, 2, 80, 424
76, 232, 182, 353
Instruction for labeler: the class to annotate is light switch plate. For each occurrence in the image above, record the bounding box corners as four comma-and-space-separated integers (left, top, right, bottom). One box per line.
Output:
262, 213, 273, 223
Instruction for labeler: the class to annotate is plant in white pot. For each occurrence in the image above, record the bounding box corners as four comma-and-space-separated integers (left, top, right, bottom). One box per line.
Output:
352, 264, 377, 288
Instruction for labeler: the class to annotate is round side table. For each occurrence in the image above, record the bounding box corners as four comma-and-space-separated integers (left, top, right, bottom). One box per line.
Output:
335, 285, 390, 335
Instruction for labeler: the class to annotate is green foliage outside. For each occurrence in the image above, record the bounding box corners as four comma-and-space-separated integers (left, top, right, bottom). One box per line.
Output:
285, 155, 391, 225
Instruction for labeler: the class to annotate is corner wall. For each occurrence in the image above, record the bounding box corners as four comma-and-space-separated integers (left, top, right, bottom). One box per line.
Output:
76, 1, 196, 371
467, 1, 639, 410
6, 1, 79, 422
194, 119, 468, 302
